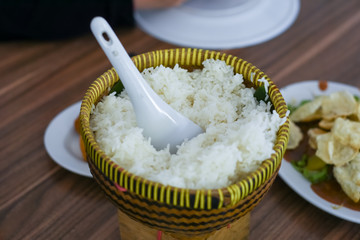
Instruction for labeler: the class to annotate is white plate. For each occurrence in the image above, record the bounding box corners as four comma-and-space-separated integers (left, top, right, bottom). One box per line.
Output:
135, 0, 300, 49
44, 101, 92, 177
279, 80, 360, 224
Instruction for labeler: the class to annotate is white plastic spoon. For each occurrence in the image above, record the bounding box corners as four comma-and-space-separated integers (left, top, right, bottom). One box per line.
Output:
90, 17, 203, 153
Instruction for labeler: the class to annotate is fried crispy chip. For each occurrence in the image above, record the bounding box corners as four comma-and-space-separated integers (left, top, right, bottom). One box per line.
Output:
290, 90, 360, 203
350, 154, 360, 186
287, 120, 303, 149
307, 128, 327, 149
333, 154, 360, 203
332, 118, 360, 149
318, 119, 334, 130
322, 91, 357, 120
290, 97, 323, 122
315, 132, 358, 166
349, 102, 360, 121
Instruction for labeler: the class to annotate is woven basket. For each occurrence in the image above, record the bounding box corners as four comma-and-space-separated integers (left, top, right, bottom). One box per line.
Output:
80, 48, 289, 237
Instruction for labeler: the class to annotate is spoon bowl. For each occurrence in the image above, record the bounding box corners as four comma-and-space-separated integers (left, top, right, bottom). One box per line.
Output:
90, 17, 203, 153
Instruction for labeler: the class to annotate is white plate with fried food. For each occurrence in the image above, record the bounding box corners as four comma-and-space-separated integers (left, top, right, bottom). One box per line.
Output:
279, 80, 360, 224
44, 101, 92, 178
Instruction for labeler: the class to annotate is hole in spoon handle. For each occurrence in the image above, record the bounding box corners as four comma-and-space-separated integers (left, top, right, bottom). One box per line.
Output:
102, 32, 111, 42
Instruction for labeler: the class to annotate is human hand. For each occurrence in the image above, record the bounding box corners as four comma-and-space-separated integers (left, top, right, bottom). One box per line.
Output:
133, 0, 187, 10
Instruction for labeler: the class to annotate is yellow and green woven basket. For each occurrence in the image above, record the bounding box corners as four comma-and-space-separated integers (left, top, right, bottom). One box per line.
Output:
80, 48, 289, 237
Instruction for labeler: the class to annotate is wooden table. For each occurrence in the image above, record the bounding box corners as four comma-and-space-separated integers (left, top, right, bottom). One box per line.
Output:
1, 1, 359, 239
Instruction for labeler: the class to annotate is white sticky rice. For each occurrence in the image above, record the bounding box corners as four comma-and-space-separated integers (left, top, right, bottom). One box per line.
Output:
90, 59, 285, 189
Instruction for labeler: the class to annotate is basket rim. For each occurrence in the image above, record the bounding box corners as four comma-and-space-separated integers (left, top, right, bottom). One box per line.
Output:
80, 48, 289, 209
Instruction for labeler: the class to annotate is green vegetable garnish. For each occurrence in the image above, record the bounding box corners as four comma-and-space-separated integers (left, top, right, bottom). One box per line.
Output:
109, 80, 124, 96
302, 166, 329, 184
291, 154, 307, 172
254, 85, 268, 102
287, 104, 297, 114
291, 154, 330, 184
299, 99, 311, 106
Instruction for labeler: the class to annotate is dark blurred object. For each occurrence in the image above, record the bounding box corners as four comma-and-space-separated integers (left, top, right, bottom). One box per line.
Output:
0, 0, 134, 40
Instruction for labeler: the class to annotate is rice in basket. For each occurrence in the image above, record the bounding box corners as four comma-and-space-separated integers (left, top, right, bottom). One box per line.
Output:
90, 59, 286, 189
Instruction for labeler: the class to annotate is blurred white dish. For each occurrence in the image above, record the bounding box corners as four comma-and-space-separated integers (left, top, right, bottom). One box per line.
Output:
279, 80, 360, 224
135, 0, 300, 49
44, 101, 92, 178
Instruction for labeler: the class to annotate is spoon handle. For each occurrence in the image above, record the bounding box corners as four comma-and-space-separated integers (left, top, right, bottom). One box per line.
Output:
90, 17, 203, 152
90, 16, 151, 102
90, 17, 171, 136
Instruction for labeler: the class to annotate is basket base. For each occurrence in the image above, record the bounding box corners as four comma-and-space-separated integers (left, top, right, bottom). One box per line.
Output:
118, 210, 250, 240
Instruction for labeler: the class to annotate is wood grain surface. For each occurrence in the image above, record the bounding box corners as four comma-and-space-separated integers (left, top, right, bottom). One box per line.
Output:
1, 1, 360, 239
